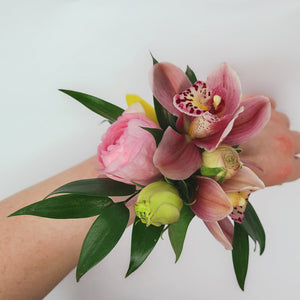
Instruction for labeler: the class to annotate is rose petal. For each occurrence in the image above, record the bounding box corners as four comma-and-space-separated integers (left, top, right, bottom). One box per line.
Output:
153, 127, 202, 180
192, 107, 244, 151
206, 63, 242, 115
150, 62, 191, 115
124, 102, 145, 114
191, 177, 232, 221
126, 94, 158, 124
221, 166, 265, 193
98, 113, 161, 185
203, 217, 233, 250
224, 95, 271, 145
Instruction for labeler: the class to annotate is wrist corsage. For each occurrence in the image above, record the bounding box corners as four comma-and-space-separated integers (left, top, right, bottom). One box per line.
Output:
10, 55, 271, 290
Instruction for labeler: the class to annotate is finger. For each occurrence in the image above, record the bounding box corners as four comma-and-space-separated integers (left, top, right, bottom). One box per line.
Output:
291, 130, 300, 154
277, 111, 291, 128
272, 110, 290, 128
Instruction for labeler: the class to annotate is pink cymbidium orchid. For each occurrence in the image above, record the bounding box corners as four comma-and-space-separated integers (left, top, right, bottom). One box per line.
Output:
191, 166, 264, 249
150, 62, 271, 180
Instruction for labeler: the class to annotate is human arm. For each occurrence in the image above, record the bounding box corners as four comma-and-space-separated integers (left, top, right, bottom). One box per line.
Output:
0, 156, 101, 299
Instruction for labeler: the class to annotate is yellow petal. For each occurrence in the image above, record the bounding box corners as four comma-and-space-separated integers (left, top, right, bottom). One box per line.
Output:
126, 94, 158, 125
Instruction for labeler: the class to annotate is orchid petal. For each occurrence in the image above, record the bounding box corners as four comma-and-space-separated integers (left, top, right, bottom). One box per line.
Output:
203, 217, 233, 250
192, 107, 244, 151
221, 166, 265, 193
150, 62, 191, 115
206, 63, 242, 115
224, 95, 271, 145
230, 195, 248, 223
191, 177, 232, 221
153, 127, 202, 180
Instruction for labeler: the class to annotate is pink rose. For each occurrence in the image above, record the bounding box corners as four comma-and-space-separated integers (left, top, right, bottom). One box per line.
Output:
97, 104, 162, 185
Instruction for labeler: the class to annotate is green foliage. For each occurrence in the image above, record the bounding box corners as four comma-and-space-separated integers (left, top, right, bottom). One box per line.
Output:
241, 202, 266, 255
200, 167, 224, 177
47, 178, 136, 198
141, 127, 164, 147
76, 203, 129, 281
9, 194, 112, 219
153, 96, 178, 131
126, 217, 164, 277
59, 89, 124, 122
150, 52, 158, 65
185, 65, 197, 83
168, 205, 194, 262
232, 223, 250, 291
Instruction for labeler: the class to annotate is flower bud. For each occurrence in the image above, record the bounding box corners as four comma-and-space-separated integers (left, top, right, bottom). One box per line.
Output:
134, 181, 183, 227
201, 144, 242, 182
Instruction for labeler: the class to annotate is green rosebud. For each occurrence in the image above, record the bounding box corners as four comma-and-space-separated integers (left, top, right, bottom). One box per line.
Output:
134, 181, 183, 227
201, 144, 242, 182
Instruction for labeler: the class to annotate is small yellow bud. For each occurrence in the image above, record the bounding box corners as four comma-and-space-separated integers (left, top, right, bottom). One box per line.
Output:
201, 144, 242, 182
134, 181, 183, 227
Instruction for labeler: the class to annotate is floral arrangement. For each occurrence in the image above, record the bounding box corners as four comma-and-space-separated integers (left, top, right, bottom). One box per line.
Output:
10, 55, 271, 290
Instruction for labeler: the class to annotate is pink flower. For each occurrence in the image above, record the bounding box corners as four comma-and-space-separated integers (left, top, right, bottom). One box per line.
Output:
97, 103, 162, 185
150, 62, 271, 150
191, 166, 264, 249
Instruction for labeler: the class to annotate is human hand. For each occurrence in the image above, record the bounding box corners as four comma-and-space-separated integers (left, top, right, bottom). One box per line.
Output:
239, 96, 300, 186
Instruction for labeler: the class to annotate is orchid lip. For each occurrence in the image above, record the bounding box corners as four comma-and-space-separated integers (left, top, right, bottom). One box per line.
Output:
173, 81, 215, 117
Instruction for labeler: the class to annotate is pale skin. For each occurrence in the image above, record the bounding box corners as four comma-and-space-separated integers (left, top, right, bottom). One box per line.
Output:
0, 99, 299, 299
239, 96, 300, 186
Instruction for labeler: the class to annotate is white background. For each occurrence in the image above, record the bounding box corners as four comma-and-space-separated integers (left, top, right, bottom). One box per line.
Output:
1, 1, 300, 299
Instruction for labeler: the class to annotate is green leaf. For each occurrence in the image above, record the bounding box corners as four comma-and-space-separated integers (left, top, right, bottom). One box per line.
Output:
141, 127, 164, 147
150, 52, 158, 65
9, 194, 112, 219
168, 205, 194, 262
47, 178, 136, 198
59, 89, 124, 122
126, 217, 164, 277
200, 167, 224, 177
153, 96, 178, 131
232, 222, 249, 291
241, 202, 265, 255
76, 203, 129, 281
185, 65, 197, 83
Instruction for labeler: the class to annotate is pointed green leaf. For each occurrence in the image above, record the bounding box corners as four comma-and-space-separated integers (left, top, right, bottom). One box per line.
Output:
185, 65, 197, 83
153, 96, 178, 131
47, 178, 136, 198
241, 202, 265, 255
126, 218, 164, 277
9, 194, 112, 219
76, 203, 129, 281
168, 205, 194, 262
150, 52, 158, 65
232, 222, 249, 291
141, 127, 163, 147
59, 89, 124, 122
